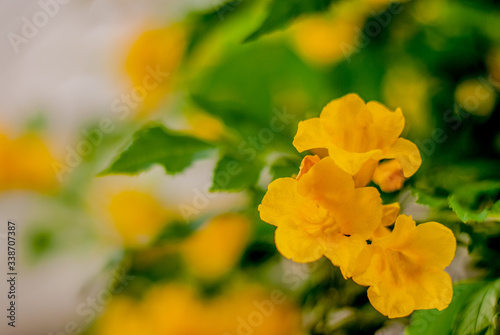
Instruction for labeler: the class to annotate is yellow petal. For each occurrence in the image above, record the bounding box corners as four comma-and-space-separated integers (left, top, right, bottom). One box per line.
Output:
321, 94, 374, 152
296, 155, 321, 181
293, 118, 329, 153
367, 281, 416, 318
328, 143, 383, 176
335, 187, 383, 239
259, 178, 303, 226
367, 103, 405, 150
274, 222, 326, 263
324, 234, 367, 278
381, 203, 400, 226
296, 156, 355, 203
353, 158, 379, 187
371, 203, 400, 239
383, 138, 422, 177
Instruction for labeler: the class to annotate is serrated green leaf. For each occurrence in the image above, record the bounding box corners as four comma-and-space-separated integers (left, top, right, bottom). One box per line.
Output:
448, 181, 500, 223
410, 187, 449, 208
101, 124, 214, 176
244, 0, 333, 42
449, 195, 490, 223
269, 155, 301, 180
210, 153, 264, 192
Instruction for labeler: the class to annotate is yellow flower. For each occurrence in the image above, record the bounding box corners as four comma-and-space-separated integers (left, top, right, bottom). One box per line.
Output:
108, 190, 170, 247
125, 24, 185, 115
96, 296, 154, 335
0, 132, 57, 192
293, 93, 421, 187
372, 159, 406, 193
292, 14, 363, 65
454, 78, 497, 117
259, 156, 382, 277
184, 108, 226, 141
181, 213, 250, 280
352, 215, 456, 318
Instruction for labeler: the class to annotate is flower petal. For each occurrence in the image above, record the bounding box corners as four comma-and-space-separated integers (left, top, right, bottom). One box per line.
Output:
367, 103, 405, 149
324, 234, 367, 279
335, 187, 383, 239
328, 143, 383, 176
296, 157, 355, 202
259, 178, 301, 226
383, 138, 422, 177
274, 223, 326, 263
293, 118, 328, 153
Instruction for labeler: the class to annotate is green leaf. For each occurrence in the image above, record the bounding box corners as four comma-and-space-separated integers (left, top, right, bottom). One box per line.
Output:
244, 0, 333, 42
269, 155, 301, 180
191, 95, 268, 137
406, 282, 489, 335
210, 153, 264, 192
407, 280, 500, 335
410, 187, 449, 208
453, 279, 500, 335
448, 181, 500, 223
101, 124, 214, 176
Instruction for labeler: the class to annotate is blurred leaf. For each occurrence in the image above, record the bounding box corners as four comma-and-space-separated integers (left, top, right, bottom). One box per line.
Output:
191, 95, 267, 137
152, 221, 194, 246
269, 155, 301, 180
448, 181, 500, 223
186, 0, 250, 57
101, 124, 214, 176
244, 0, 333, 42
210, 153, 264, 192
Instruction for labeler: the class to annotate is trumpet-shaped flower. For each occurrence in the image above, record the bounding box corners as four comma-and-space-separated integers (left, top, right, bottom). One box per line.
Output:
293, 93, 421, 187
259, 156, 382, 277
352, 215, 456, 318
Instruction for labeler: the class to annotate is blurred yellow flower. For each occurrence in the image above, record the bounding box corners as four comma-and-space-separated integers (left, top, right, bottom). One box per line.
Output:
125, 24, 186, 115
293, 93, 421, 187
96, 296, 154, 335
454, 78, 497, 117
372, 159, 406, 193
259, 156, 382, 277
182, 213, 250, 280
108, 190, 170, 247
185, 109, 226, 141
0, 132, 57, 192
382, 64, 435, 136
352, 215, 456, 318
292, 14, 362, 65
97, 283, 303, 335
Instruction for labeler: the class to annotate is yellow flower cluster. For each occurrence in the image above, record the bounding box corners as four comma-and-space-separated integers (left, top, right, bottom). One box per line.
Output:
259, 93, 456, 318
96, 283, 303, 335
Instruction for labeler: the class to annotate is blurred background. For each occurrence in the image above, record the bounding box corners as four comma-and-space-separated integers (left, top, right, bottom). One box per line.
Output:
0, 0, 499, 334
